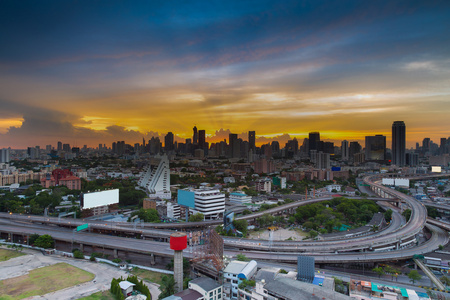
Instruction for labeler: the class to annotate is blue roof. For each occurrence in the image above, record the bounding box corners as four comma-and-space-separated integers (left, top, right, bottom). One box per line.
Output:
231, 192, 246, 196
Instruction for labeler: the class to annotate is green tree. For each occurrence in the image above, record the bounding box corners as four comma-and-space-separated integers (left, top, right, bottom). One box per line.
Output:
236, 254, 249, 261
129, 208, 160, 223
188, 213, 204, 222
242, 209, 252, 215
408, 270, 422, 284
34, 234, 54, 249
384, 209, 393, 222
402, 209, 412, 222
233, 219, 249, 236
440, 276, 450, 286
372, 267, 385, 278
28, 233, 40, 245
158, 275, 176, 299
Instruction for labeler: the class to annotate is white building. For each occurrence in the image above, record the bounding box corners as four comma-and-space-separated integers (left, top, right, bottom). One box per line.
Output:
224, 176, 236, 184
224, 260, 257, 299
194, 189, 225, 220
189, 277, 223, 300
229, 192, 252, 204
138, 155, 171, 199
255, 179, 271, 193
326, 184, 342, 193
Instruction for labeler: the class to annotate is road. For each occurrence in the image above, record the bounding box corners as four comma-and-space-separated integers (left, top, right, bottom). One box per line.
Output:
0, 173, 448, 263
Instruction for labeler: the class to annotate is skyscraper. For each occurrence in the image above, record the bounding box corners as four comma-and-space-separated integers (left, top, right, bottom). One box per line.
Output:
193, 126, 198, 145
229, 133, 239, 158
365, 135, 386, 161
308, 132, 320, 154
392, 121, 406, 166
0, 148, 10, 163
165, 132, 174, 152
198, 130, 206, 149
341, 140, 349, 161
248, 131, 256, 153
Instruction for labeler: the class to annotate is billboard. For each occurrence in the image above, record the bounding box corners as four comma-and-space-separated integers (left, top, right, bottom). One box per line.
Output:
177, 189, 195, 208
82, 189, 119, 209
382, 178, 395, 186
395, 178, 410, 187
432, 166, 442, 173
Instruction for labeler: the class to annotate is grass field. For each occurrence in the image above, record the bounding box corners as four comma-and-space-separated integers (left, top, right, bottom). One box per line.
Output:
131, 268, 165, 285
78, 290, 115, 300
0, 262, 95, 299
0, 249, 26, 262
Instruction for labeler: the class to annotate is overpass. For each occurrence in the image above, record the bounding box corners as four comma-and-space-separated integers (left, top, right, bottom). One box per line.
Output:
0, 173, 448, 263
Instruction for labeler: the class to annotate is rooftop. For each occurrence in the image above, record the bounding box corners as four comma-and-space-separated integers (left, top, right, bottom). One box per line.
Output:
189, 277, 221, 291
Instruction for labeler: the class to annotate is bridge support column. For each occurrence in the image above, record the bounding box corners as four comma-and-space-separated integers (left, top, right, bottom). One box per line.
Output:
114, 249, 118, 258
26, 235, 30, 245
150, 253, 155, 265
80, 244, 84, 252
8, 233, 11, 242
396, 242, 400, 250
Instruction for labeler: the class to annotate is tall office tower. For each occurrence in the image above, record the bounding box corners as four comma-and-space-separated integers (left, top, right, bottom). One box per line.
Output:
229, 133, 238, 158
285, 138, 299, 156
45, 145, 52, 152
112, 142, 117, 153
440, 138, 447, 154
57, 141, 62, 151
63, 143, 71, 152
271, 141, 280, 156
0, 148, 10, 163
193, 126, 198, 145
142, 137, 146, 148
365, 135, 386, 161
308, 132, 320, 154
392, 121, 406, 166
323, 142, 334, 154
422, 138, 431, 154
248, 131, 256, 153
198, 130, 206, 149
165, 132, 175, 152
341, 140, 349, 161
349, 141, 362, 159
406, 153, 419, 166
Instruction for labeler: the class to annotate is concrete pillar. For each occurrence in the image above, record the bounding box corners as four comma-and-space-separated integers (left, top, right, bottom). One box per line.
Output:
80, 244, 84, 252
114, 249, 118, 258
150, 253, 155, 265
174, 250, 183, 292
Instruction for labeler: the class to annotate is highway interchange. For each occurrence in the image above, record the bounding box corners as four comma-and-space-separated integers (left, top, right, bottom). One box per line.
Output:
0, 174, 449, 263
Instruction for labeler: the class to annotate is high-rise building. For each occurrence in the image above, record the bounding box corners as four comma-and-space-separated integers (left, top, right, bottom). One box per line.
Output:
422, 138, 431, 154
365, 135, 386, 161
229, 133, 239, 158
138, 156, 171, 199
341, 140, 349, 161
0, 148, 10, 163
165, 132, 174, 152
308, 132, 320, 154
193, 126, 198, 145
198, 129, 206, 149
392, 121, 406, 166
248, 131, 256, 153
57, 141, 62, 151
349, 141, 362, 159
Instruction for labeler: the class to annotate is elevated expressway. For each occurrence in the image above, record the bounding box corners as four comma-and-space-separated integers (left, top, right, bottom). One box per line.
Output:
0, 174, 449, 263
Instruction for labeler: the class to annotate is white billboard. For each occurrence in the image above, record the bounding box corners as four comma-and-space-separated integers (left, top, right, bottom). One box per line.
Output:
382, 178, 395, 186
394, 178, 410, 187
82, 189, 119, 209
432, 166, 442, 173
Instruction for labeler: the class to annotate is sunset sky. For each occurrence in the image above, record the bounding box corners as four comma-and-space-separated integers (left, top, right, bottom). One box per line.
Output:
1, 1, 449, 149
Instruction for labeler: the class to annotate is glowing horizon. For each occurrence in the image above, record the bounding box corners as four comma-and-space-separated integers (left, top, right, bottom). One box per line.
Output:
0, 1, 449, 149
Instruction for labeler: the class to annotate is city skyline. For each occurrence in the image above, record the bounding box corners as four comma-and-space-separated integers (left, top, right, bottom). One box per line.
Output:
1, 1, 450, 148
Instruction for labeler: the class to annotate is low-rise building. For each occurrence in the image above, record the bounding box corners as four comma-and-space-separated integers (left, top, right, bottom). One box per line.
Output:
224, 260, 257, 299
229, 192, 252, 204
